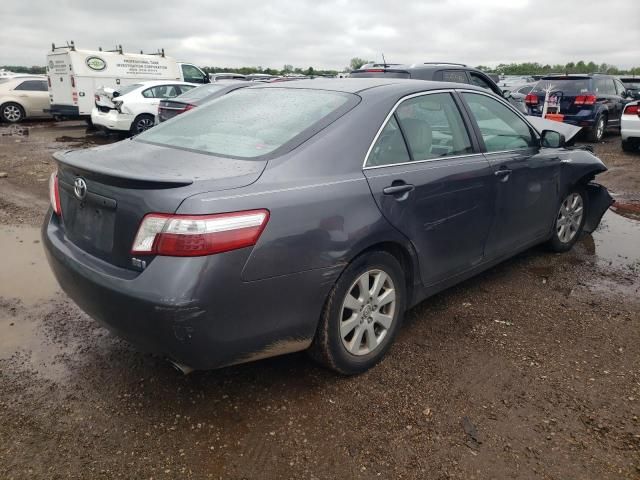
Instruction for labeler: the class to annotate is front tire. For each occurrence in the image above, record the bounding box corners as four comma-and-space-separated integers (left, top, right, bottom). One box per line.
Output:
547, 188, 587, 252
586, 115, 606, 142
309, 251, 406, 375
129, 114, 155, 135
1, 102, 25, 123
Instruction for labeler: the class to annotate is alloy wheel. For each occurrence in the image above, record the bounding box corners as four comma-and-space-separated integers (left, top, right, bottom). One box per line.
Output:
135, 117, 154, 133
556, 192, 584, 243
3, 105, 22, 122
596, 118, 605, 141
340, 269, 396, 356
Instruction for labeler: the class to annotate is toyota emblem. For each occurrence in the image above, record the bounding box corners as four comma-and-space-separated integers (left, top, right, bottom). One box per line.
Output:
74, 177, 87, 201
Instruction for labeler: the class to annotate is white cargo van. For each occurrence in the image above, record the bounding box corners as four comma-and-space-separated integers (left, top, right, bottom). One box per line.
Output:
46, 43, 209, 120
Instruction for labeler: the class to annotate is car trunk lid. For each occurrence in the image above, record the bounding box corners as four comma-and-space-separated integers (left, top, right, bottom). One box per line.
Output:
54, 139, 267, 269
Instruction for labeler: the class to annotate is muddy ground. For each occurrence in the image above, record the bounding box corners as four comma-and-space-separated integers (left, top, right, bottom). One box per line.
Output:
0, 121, 639, 479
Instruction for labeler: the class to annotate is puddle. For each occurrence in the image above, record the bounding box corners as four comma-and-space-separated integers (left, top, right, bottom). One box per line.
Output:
591, 209, 640, 270
0, 225, 59, 303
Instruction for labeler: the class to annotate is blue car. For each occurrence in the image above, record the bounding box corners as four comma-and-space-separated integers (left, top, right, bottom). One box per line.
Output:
43, 79, 612, 375
525, 74, 630, 142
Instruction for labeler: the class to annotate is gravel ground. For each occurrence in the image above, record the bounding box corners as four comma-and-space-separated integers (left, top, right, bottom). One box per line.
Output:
0, 121, 639, 479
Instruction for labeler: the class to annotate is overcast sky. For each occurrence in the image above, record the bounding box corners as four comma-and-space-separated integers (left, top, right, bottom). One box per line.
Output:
1, 0, 639, 70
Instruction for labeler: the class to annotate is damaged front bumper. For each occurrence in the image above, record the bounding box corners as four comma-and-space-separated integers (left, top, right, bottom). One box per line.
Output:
583, 183, 614, 234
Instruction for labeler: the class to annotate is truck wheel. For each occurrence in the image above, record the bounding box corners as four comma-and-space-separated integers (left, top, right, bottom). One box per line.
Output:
586, 115, 606, 142
130, 114, 155, 135
1, 103, 25, 123
622, 139, 637, 153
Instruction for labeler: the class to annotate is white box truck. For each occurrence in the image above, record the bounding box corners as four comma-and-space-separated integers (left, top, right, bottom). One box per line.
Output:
46, 42, 209, 120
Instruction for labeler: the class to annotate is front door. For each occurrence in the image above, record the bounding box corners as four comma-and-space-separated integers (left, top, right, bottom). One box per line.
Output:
364, 91, 496, 286
460, 91, 560, 258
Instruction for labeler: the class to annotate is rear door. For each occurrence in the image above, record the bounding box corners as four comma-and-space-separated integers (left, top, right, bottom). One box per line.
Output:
363, 91, 496, 286
459, 91, 560, 257
13, 79, 49, 116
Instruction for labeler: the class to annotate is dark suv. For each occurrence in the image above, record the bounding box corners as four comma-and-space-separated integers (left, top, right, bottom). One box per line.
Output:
525, 74, 630, 142
350, 62, 504, 96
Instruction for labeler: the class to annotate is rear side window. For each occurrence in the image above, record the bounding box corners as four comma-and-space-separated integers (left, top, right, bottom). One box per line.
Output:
367, 116, 411, 167
462, 93, 535, 152
442, 70, 468, 84
142, 85, 181, 98
137, 88, 355, 159
14, 80, 47, 91
395, 93, 472, 160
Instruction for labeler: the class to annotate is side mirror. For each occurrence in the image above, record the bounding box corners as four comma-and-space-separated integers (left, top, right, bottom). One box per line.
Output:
540, 129, 566, 148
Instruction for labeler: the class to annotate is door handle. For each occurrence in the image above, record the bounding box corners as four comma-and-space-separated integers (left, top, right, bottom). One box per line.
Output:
383, 184, 415, 195
494, 169, 512, 182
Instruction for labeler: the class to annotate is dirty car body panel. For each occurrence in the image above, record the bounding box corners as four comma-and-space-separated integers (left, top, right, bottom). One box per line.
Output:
42, 78, 612, 370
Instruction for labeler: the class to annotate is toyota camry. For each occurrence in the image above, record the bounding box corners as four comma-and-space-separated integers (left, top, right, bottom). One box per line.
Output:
43, 78, 612, 374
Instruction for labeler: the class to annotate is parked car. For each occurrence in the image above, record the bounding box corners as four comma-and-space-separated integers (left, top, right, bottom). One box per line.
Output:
43, 79, 612, 375
0, 76, 51, 123
621, 100, 640, 152
350, 62, 505, 97
525, 74, 630, 142
497, 75, 535, 93
209, 73, 248, 81
91, 81, 197, 134
619, 77, 640, 100
504, 83, 536, 114
158, 81, 249, 122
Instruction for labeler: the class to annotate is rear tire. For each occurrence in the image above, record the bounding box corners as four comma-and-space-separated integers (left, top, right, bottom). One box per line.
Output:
129, 114, 155, 135
547, 187, 587, 252
1, 102, 25, 123
622, 139, 637, 153
586, 115, 606, 142
308, 251, 406, 375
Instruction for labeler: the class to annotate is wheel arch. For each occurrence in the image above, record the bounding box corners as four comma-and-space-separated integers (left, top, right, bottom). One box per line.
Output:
0, 100, 26, 119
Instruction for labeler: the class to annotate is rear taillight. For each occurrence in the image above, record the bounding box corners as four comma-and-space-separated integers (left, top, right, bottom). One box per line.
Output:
131, 209, 270, 257
70, 76, 75, 88
49, 171, 62, 216
364, 69, 385, 72
525, 94, 538, 105
574, 94, 597, 106
623, 104, 639, 115
183, 104, 196, 112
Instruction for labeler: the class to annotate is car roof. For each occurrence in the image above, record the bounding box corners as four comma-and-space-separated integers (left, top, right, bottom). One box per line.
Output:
253, 77, 489, 95
134, 80, 196, 88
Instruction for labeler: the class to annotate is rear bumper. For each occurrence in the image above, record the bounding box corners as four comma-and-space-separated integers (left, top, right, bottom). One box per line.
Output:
621, 115, 640, 141
42, 211, 336, 370
91, 108, 133, 132
528, 110, 598, 127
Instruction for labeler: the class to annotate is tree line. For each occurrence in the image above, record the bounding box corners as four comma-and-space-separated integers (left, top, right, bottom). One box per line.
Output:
4, 59, 640, 77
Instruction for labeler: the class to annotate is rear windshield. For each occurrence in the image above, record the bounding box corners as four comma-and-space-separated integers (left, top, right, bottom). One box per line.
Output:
116, 83, 143, 96
137, 88, 356, 159
531, 78, 591, 95
175, 84, 228, 102
622, 80, 640, 89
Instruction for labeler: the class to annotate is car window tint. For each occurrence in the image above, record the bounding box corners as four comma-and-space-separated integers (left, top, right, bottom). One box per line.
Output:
469, 73, 494, 91
137, 88, 353, 159
462, 92, 534, 152
442, 70, 468, 84
14, 80, 48, 91
395, 93, 472, 161
142, 85, 180, 98
367, 116, 410, 167
594, 78, 616, 95
517, 85, 533, 94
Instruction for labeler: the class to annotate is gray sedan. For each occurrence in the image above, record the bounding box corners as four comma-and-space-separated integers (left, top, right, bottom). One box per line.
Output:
42, 79, 612, 375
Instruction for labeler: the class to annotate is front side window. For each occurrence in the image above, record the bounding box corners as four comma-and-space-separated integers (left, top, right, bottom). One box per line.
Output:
137, 88, 354, 159
462, 92, 535, 152
395, 93, 472, 160
182, 64, 205, 83
469, 73, 495, 91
